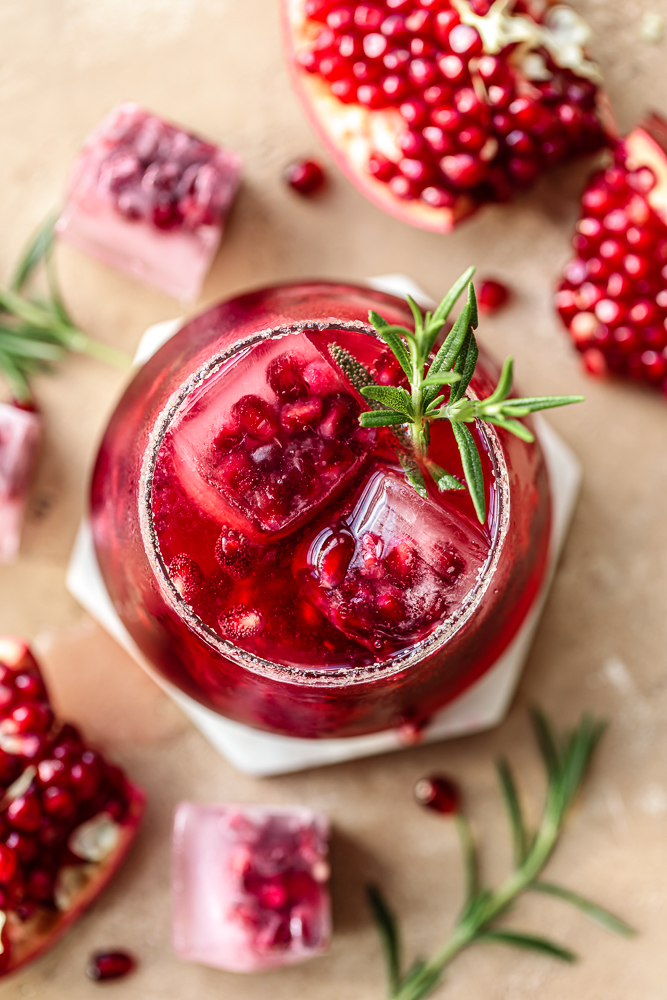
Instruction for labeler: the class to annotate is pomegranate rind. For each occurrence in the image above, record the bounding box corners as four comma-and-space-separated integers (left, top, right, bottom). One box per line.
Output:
281, 0, 616, 232
0, 784, 145, 980
625, 120, 667, 224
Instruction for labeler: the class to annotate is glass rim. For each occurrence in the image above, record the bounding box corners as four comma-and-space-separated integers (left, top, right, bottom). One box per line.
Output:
139, 320, 510, 689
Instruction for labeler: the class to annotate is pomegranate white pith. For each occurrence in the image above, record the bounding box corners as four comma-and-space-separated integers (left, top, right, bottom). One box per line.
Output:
283, 0, 613, 231
557, 114, 667, 394
0, 637, 145, 979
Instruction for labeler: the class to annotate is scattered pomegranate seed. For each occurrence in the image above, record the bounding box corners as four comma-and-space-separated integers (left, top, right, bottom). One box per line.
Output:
219, 605, 265, 640
215, 527, 256, 580
478, 278, 510, 313
285, 159, 327, 195
414, 775, 461, 814
87, 950, 136, 982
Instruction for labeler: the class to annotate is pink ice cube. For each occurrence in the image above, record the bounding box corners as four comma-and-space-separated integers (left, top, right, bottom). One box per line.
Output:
293, 466, 489, 652
56, 102, 242, 301
0, 402, 40, 563
165, 334, 375, 540
172, 803, 331, 972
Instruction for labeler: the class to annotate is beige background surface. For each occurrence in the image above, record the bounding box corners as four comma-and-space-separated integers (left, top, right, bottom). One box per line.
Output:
0, 0, 666, 997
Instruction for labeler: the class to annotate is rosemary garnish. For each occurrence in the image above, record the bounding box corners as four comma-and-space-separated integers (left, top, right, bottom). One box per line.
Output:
368, 711, 635, 1000
0, 213, 129, 402
329, 268, 583, 522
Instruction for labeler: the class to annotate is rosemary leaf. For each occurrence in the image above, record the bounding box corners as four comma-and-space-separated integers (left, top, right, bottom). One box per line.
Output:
360, 410, 408, 427
477, 930, 577, 963
496, 759, 527, 865
531, 881, 636, 938
361, 385, 414, 417
482, 415, 535, 443
529, 709, 561, 781
451, 421, 486, 522
367, 885, 402, 993
398, 452, 428, 499
425, 461, 464, 492
449, 325, 479, 404
328, 343, 379, 402
10, 211, 58, 293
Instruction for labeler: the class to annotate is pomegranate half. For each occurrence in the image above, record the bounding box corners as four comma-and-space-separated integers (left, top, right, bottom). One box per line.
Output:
0, 637, 145, 979
282, 0, 616, 231
556, 113, 667, 394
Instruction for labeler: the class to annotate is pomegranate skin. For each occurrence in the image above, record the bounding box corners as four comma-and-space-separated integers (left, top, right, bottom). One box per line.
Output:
90, 280, 552, 740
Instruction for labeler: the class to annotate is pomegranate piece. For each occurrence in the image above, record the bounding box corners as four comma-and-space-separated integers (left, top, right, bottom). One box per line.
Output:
414, 775, 461, 814
478, 278, 510, 313
163, 333, 375, 540
293, 466, 488, 653
56, 102, 242, 301
557, 113, 667, 395
172, 803, 331, 972
0, 402, 41, 564
284, 0, 614, 232
0, 637, 145, 980
87, 950, 136, 981
285, 158, 327, 194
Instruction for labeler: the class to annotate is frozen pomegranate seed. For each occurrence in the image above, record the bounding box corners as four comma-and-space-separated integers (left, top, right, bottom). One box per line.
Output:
285, 159, 326, 195
414, 775, 460, 814
233, 395, 278, 441
219, 605, 265, 640
478, 279, 510, 313
281, 397, 323, 432
316, 531, 355, 589
215, 527, 256, 580
87, 951, 136, 982
267, 353, 308, 401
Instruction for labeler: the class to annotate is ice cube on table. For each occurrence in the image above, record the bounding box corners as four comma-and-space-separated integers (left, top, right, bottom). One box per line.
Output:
294, 466, 489, 652
164, 333, 375, 540
172, 802, 331, 972
56, 102, 242, 301
0, 402, 41, 563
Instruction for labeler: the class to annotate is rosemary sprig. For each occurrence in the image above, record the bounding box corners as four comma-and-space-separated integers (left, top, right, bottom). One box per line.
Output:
0, 213, 130, 402
368, 711, 635, 1000
330, 268, 583, 523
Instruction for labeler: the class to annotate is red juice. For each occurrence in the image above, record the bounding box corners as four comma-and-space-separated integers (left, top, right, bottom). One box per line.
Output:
91, 282, 551, 738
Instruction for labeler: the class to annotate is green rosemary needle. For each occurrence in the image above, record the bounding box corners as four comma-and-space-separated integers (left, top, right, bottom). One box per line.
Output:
368, 711, 635, 1000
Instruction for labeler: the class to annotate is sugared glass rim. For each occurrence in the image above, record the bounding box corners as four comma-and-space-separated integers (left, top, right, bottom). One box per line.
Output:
139, 320, 509, 688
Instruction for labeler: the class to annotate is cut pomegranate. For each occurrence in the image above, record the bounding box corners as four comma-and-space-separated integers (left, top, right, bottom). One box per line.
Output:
0, 402, 41, 564
0, 637, 145, 980
87, 950, 136, 981
164, 333, 376, 541
56, 102, 242, 301
293, 466, 488, 653
557, 113, 667, 396
414, 775, 461, 813
283, 0, 614, 231
285, 158, 327, 194
172, 803, 331, 972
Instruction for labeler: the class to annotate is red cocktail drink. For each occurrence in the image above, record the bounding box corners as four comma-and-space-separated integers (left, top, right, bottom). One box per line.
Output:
91, 282, 550, 738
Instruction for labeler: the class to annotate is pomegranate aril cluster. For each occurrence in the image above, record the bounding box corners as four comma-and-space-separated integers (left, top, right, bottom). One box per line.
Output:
297, 0, 607, 211
557, 145, 667, 393
172, 803, 331, 972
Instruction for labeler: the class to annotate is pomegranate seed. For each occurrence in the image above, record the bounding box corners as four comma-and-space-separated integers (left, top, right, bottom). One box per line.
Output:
326, 7, 354, 31
215, 527, 256, 580
43, 786, 77, 821
87, 951, 136, 982
362, 32, 388, 59
367, 152, 396, 181
285, 159, 326, 195
0, 844, 18, 883
437, 54, 467, 84
219, 605, 265, 641
448, 23, 482, 55
357, 83, 384, 108
440, 153, 487, 188
6, 794, 41, 833
414, 775, 460, 814
478, 279, 510, 313
168, 554, 204, 602
408, 58, 438, 88
388, 174, 419, 199
330, 78, 357, 102
354, 4, 384, 31
4, 703, 51, 734
399, 99, 428, 126
13, 674, 43, 699
383, 47, 410, 71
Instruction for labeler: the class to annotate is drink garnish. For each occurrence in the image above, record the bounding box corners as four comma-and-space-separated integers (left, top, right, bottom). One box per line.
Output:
329, 267, 583, 522
367, 710, 634, 1000
0, 213, 129, 403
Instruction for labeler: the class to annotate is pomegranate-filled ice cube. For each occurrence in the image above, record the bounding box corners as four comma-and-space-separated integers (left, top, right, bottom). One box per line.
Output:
56, 102, 242, 301
0, 402, 41, 563
294, 467, 487, 652
172, 803, 330, 972
91, 281, 552, 739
